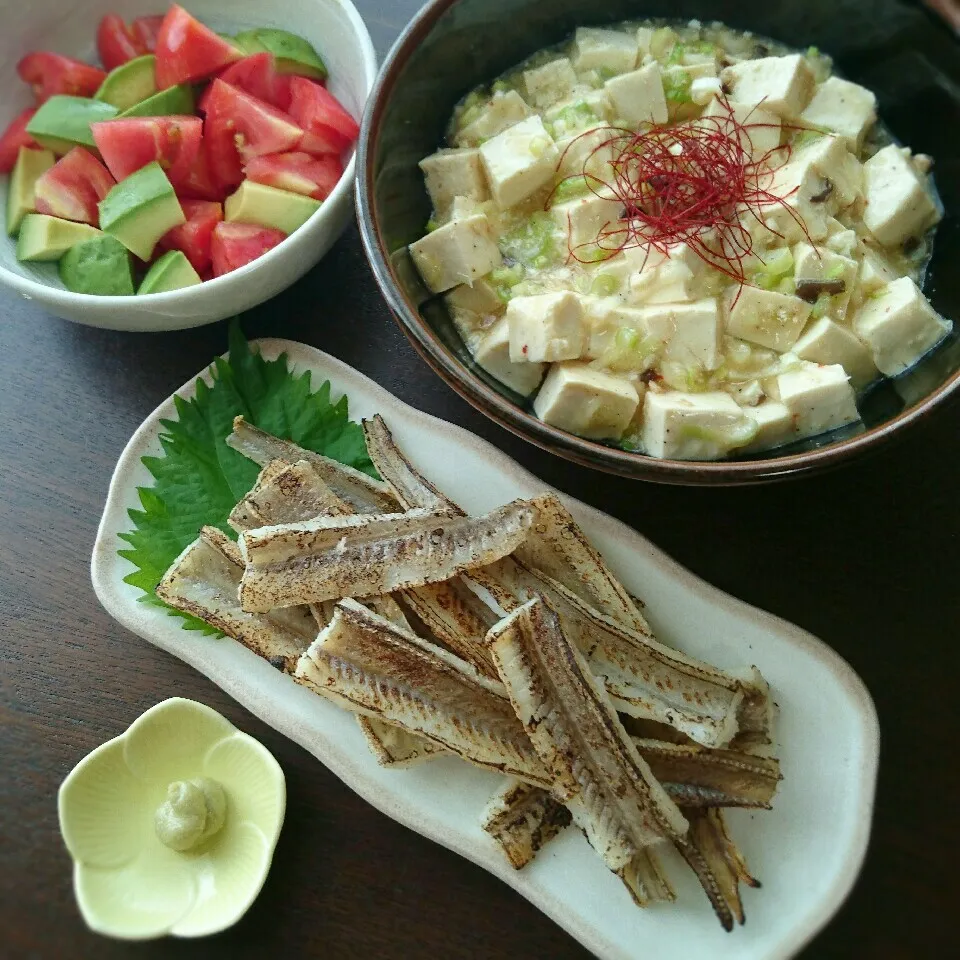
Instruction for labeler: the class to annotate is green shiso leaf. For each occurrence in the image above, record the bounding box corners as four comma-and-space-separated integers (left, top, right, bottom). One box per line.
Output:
117, 321, 374, 632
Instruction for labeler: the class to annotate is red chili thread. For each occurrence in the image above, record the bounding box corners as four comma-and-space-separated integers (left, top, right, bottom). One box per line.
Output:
545, 97, 818, 290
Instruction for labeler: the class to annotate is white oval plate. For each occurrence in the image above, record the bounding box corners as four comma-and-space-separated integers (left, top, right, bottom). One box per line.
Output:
92, 339, 879, 960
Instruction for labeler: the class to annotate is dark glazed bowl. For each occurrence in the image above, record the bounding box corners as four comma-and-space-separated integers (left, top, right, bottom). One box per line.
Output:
357, 0, 960, 485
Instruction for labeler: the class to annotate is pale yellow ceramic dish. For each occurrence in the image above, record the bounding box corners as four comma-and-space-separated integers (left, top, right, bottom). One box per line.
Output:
58, 697, 286, 940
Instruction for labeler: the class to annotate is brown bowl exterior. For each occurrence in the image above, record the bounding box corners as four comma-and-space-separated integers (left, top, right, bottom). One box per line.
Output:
357, 0, 960, 484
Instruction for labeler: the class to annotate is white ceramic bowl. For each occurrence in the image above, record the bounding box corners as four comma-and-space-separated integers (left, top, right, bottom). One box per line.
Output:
0, 0, 376, 331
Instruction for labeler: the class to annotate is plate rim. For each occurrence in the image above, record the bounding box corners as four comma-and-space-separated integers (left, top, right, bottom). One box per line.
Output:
90, 337, 881, 960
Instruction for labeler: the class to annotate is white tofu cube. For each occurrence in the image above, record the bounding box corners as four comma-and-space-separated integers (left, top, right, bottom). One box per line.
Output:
479, 116, 560, 209
456, 90, 532, 146
701, 99, 781, 161
641, 390, 754, 459
797, 136, 863, 209
722, 54, 814, 118
523, 58, 578, 109
549, 193, 622, 249
605, 63, 668, 126
727, 379, 765, 407
572, 28, 638, 75
554, 125, 618, 178
419, 149, 490, 214
534, 362, 640, 440
636, 26, 654, 59
852, 276, 951, 375
765, 362, 860, 438
691, 76, 723, 105
586, 254, 634, 296
409, 214, 503, 293
582, 299, 650, 360
445, 279, 503, 350
629, 259, 698, 305
800, 76, 877, 150
825, 218, 857, 257
442, 194, 483, 224
857, 244, 898, 294
793, 242, 859, 320
862, 144, 939, 248
473, 316, 546, 396
742, 401, 795, 452
751, 161, 832, 244
640, 299, 722, 370
726, 286, 812, 352
792, 317, 879, 388
507, 291, 585, 362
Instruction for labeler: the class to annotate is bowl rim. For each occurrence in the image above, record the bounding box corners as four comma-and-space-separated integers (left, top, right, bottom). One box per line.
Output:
356, 0, 960, 485
0, 0, 378, 314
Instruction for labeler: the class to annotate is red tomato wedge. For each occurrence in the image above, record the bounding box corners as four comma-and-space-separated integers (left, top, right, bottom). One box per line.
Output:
91, 115, 201, 185
17, 52, 107, 104
244, 151, 344, 201
203, 79, 303, 188
172, 139, 226, 202
211, 221, 285, 276
132, 15, 165, 52
158, 199, 222, 273
155, 5, 242, 88
34, 147, 115, 225
96, 14, 144, 71
217, 54, 292, 111
287, 77, 358, 156
0, 108, 39, 173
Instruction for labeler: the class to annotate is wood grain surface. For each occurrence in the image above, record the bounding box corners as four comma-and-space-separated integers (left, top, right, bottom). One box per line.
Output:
2, 3, 959, 958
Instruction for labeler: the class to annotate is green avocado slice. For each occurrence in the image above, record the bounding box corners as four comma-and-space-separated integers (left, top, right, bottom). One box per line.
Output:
225, 180, 320, 235
6, 146, 55, 235
95, 55, 158, 111
138, 250, 202, 294
26, 96, 118, 153
235, 28, 327, 79
58, 234, 135, 295
16, 214, 102, 261
118, 84, 195, 119
99, 162, 185, 261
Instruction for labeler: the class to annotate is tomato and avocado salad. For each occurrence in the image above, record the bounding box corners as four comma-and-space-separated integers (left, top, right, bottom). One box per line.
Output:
0, 4, 357, 296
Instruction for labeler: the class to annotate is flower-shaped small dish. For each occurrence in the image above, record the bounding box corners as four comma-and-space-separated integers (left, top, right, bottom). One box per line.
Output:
58, 697, 285, 940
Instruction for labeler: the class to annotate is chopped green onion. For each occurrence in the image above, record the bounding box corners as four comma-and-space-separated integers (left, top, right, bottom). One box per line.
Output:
499, 212, 557, 268
425, 218, 440, 233
528, 136, 550, 158
667, 42, 686, 65
751, 247, 794, 290
810, 292, 832, 319
777, 277, 796, 296
491, 79, 511, 94
591, 273, 621, 296
460, 104, 483, 127
546, 100, 598, 139
806, 45, 820, 58
552, 175, 590, 203
663, 68, 693, 105
825, 262, 846, 281
680, 417, 759, 447
594, 326, 660, 373
691, 40, 716, 55
490, 263, 525, 302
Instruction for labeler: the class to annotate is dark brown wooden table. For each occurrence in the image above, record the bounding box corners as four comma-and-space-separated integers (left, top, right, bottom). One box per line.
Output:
2, 3, 959, 958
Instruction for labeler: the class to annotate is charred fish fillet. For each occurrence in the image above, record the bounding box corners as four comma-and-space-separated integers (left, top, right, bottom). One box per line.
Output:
635, 739, 781, 810
230, 459, 352, 532
227, 416, 398, 515
487, 598, 688, 878
362, 414, 463, 515
156, 526, 317, 672
471, 560, 761, 748
514, 494, 650, 633
356, 716, 447, 768
481, 779, 572, 869
294, 599, 551, 786
238, 501, 536, 611
675, 808, 760, 931
400, 579, 500, 679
